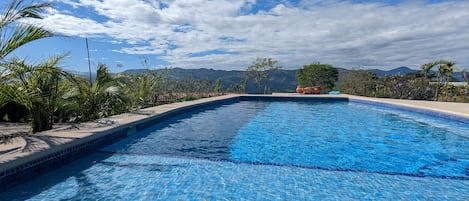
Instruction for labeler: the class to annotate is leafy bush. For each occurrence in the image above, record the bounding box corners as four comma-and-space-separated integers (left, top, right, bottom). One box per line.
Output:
387, 74, 433, 100
338, 70, 377, 96
297, 63, 338, 92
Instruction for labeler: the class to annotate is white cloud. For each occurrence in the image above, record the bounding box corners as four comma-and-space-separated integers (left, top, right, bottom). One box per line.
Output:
43, 0, 469, 70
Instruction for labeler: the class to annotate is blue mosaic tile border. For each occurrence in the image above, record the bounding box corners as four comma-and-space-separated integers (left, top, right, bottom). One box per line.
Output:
350, 99, 469, 124
0, 128, 127, 192
240, 95, 348, 102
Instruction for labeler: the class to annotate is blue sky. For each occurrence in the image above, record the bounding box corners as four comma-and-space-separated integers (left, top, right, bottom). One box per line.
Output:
4, 0, 469, 73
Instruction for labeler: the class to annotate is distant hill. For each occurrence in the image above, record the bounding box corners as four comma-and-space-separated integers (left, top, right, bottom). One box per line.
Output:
368, 66, 420, 76
123, 68, 298, 93
120, 67, 465, 93
367, 66, 465, 81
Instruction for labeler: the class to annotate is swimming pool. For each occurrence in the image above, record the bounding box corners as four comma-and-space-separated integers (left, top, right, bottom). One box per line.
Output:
1, 99, 468, 200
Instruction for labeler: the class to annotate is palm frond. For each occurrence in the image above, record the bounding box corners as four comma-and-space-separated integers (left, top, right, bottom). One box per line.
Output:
0, 24, 53, 58
1, 0, 51, 26
1, 0, 53, 59
0, 81, 33, 111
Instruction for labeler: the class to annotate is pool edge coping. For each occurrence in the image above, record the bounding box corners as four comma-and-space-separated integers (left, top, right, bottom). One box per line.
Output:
345, 95, 469, 123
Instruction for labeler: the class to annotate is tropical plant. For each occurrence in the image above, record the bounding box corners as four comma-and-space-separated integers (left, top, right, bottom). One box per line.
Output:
387, 73, 433, 100
0, 0, 62, 132
227, 77, 247, 94
0, 0, 52, 60
421, 63, 434, 81
420, 59, 457, 101
0, 55, 75, 132
338, 69, 378, 96
125, 69, 167, 109
214, 78, 223, 93
297, 62, 338, 92
67, 64, 130, 122
246, 57, 282, 94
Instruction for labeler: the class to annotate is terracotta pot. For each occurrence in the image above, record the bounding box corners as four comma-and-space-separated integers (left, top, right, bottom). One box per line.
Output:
296, 86, 304, 94
303, 87, 313, 94
312, 86, 321, 94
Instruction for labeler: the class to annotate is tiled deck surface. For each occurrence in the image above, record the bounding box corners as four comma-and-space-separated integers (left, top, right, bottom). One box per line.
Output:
0, 93, 468, 182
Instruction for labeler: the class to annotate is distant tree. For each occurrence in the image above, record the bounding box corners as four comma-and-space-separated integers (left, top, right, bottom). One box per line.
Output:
214, 78, 223, 93
246, 57, 282, 94
338, 69, 378, 96
117, 69, 166, 109
123, 59, 167, 109
228, 77, 247, 94
462, 69, 468, 83
387, 73, 433, 100
420, 59, 457, 101
421, 63, 434, 81
296, 63, 338, 92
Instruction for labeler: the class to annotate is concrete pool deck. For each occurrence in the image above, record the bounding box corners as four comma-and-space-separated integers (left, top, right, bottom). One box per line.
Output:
0, 93, 468, 191
272, 93, 469, 118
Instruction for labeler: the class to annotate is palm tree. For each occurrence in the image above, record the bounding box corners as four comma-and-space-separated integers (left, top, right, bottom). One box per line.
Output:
421, 63, 434, 81
421, 59, 456, 101
0, 1, 62, 132
0, 0, 52, 59
440, 61, 456, 101
246, 57, 282, 94
116, 69, 167, 109
68, 64, 130, 121
0, 55, 76, 132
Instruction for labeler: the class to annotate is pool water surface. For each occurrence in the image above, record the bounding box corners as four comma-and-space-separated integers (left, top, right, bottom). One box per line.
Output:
1, 100, 468, 200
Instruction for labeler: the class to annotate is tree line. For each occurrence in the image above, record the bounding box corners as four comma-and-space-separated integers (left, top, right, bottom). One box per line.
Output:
293, 60, 467, 103
337, 60, 468, 102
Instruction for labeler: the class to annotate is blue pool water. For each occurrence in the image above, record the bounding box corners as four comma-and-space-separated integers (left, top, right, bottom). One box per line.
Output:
1, 100, 469, 200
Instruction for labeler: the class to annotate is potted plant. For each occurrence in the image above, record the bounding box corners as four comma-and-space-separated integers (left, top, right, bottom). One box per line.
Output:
296, 85, 304, 93
312, 86, 321, 94
303, 87, 313, 94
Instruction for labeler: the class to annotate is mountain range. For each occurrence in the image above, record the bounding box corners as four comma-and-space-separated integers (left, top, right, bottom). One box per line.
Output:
120, 66, 465, 93
66, 66, 447, 94
367, 66, 420, 76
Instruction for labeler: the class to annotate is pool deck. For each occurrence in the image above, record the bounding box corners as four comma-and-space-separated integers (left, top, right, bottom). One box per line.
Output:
272, 93, 469, 118
0, 93, 468, 185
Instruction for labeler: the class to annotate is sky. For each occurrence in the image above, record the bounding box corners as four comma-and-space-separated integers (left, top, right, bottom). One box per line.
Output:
4, 0, 469, 73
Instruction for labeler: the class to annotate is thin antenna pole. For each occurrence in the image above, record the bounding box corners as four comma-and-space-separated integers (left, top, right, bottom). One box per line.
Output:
85, 37, 92, 86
